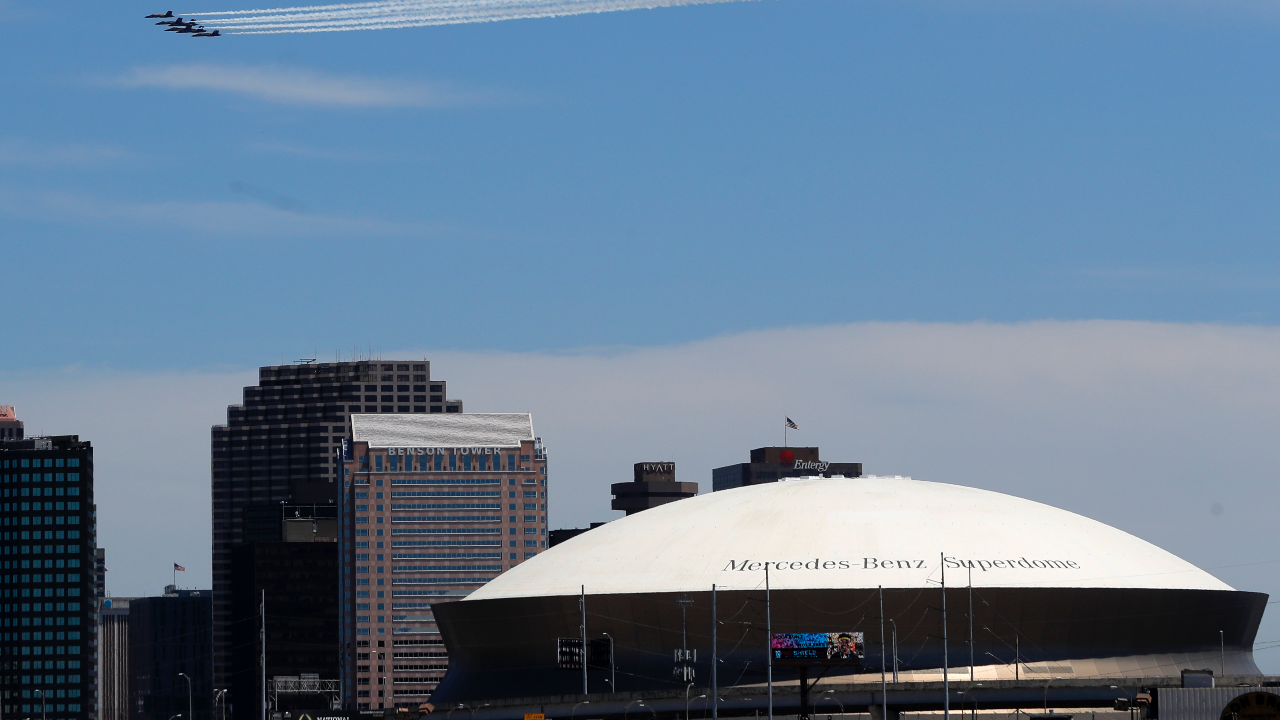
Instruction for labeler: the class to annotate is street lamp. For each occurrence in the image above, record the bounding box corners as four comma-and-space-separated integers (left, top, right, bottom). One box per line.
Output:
571, 701, 590, 719
602, 633, 616, 692
821, 691, 844, 720
180, 673, 194, 720
685, 690, 706, 720
214, 689, 227, 720
957, 684, 982, 720
33, 689, 47, 720
1110, 685, 1136, 720
1043, 677, 1062, 714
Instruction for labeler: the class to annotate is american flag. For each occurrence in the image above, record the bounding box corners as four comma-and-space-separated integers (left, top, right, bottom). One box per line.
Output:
174, 563, 186, 572
785, 417, 799, 430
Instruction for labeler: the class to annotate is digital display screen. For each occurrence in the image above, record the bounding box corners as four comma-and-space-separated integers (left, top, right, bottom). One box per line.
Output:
771, 632, 864, 662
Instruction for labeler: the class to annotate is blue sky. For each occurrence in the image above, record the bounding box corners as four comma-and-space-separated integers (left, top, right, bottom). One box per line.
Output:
6, 0, 1280, 369
8, 0, 1280, 667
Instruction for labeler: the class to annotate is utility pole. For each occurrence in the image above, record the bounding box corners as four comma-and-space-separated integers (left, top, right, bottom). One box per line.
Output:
580, 585, 588, 696
891, 621, 899, 683
879, 586, 887, 720
968, 565, 974, 682
712, 584, 718, 720
677, 595, 695, 683
942, 553, 949, 720
261, 590, 266, 720
1015, 636, 1020, 681
766, 565, 773, 720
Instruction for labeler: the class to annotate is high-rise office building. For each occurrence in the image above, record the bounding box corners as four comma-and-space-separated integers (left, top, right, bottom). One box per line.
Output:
98, 596, 136, 720
610, 462, 697, 515
711, 446, 861, 491
339, 414, 547, 714
128, 587, 213, 720
211, 361, 461, 719
0, 434, 97, 720
0, 407, 22, 440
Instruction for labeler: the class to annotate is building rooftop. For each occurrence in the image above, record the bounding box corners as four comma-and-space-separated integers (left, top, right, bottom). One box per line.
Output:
352, 413, 534, 448
0, 406, 16, 422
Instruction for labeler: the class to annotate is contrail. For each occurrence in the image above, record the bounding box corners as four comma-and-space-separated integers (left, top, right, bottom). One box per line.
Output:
188, 0, 750, 33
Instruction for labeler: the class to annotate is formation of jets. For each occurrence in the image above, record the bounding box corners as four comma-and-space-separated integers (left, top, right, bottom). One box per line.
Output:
145, 11, 221, 37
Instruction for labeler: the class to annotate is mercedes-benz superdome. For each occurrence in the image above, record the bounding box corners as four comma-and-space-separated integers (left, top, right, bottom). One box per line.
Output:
431, 476, 1266, 703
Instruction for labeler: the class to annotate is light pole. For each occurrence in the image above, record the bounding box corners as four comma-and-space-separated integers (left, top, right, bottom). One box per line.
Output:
889, 620, 898, 683
571, 701, 590, 719
1043, 677, 1061, 714
821, 692, 844, 720
958, 684, 982, 720
685, 689, 705, 720
214, 689, 227, 720
1110, 685, 1136, 720
602, 632, 616, 692
180, 673, 193, 720
34, 689, 47, 720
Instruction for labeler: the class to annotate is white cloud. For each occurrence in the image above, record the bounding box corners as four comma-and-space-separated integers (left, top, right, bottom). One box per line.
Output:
0, 137, 130, 167
113, 64, 494, 108
6, 321, 1280, 665
0, 187, 438, 238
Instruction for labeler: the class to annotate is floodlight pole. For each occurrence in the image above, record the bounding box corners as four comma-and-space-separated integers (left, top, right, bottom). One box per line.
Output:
766, 565, 772, 720
879, 586, 887, 720
712, 584, 718, 720
942, 552, 949, 720
968, 565, 974, 682
581, 585, 588, 696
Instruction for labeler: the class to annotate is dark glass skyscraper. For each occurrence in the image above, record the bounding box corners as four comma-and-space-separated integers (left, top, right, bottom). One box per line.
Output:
211, 361, 461, 719
1, 435, 97, 720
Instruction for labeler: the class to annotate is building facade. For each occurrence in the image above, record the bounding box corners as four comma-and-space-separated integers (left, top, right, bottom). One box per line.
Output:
0, 407, 22, 440
0, 435, 97, 720
228, 536, 339, 720
128, 588, 213, 720
610, 462, 697, 515
98, 597, 135, 720
211, 360, 462, 718
711, 446, 861, 491
339, 414, 547, 714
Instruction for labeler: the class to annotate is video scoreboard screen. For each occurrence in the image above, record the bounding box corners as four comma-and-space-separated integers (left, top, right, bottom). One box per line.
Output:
770, 632, 864, 663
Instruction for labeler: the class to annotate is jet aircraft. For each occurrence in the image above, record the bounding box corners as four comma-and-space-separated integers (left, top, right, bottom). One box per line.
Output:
175, 24, 204, 32
155, 16, 184, 24
145, 10, 174, 17
192, 29, 221, 36
165, 20, 199, 30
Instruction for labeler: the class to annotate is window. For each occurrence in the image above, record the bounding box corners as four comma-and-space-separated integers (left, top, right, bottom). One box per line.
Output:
507, 455, 516, 471
523, 491, 537, 498
523, 515, 537, 523
523, 504, 537, 511
524, 527, 537, 535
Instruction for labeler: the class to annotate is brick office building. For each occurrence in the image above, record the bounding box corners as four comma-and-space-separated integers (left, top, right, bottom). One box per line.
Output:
211, 361, 462, 720
339, 414, 547, 713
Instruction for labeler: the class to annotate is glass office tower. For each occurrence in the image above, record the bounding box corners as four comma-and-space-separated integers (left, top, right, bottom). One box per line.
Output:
1, 435, 97, 720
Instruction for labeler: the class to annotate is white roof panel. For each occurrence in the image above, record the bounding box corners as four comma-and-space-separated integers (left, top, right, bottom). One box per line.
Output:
469, 476, 1231, 600
351, 413, 533, 448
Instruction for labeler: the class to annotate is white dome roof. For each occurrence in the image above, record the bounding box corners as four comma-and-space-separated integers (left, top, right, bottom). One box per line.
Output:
469, 476, 1231, 600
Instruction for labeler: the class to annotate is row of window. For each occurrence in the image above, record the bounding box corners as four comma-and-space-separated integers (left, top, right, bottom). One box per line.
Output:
14, 702, 83, 712
16, 677, 81, 687
1, 574, 82, 585
1, 531, 81, 541
0, 475, 82, 485
3, 501, 81, 509
0, 460, 80, 469
3, 516, 80, 527
5, 617, 80, 627
17, 660, 81, 669
6, 637, 82, 646
371, 455, 518, 473
4, 603, 81, 612
3, 560, 82, 569
2, 589, 81, 600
